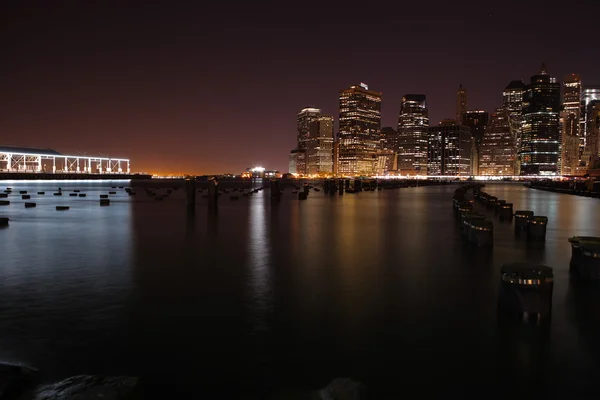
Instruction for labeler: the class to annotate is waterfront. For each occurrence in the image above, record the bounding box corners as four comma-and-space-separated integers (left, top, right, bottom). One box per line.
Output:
1, 181, 600, 396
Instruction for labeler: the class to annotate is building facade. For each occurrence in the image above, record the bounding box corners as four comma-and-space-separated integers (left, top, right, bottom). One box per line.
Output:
561, 74, 582, 175
462, 110, 489, 176
427, 120, 472, 176
582, 100, 600, 169
306, 116, 334, 175
456, 84, 468, 124
338, 83, 382, 176
519, 64, 561, 175
479, 108, 515, 176
502, 80, 526, 174
291, 107, 322, 174
397, 94, 429, 176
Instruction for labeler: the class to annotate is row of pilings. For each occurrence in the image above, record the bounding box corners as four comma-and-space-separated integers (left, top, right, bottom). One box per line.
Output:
526, 179, 600, 198
453, 183, 554, 322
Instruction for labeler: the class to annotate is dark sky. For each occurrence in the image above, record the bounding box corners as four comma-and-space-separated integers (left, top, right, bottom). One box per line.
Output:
2, 1, 599, 174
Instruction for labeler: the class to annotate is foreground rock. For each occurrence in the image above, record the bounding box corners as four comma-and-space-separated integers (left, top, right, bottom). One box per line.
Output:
319, 378, 366, 400
0, 362, 37, 399
34, 375, 139, 400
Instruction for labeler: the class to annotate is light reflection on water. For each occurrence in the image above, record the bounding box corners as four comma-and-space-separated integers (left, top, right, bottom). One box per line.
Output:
0, 180, 599, 394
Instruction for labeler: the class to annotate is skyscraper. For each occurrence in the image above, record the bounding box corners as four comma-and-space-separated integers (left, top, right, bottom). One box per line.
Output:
297, 107, 321, 149
338, 83, 382, 176
292, 107, 321, 175
427, 120, 472, 176
397, 94, 429, 176
306, 116, 334, 175
502, 80, 526, 173
561, 74, 582, 175
582, 100, 600, 169
519, 64, 561, 175
479, 108, 515, 176
462, 110, 489, 176
456, 84, 468, 124
581, 86, 600, 164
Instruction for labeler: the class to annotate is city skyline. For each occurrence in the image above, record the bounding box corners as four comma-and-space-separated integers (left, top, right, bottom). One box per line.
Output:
2, 1, 600, 174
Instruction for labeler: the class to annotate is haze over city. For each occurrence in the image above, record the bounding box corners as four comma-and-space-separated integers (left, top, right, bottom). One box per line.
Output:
2, 0, 600, 174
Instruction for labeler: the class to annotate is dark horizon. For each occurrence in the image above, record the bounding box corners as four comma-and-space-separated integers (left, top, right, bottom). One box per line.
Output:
2, 0, 600, 174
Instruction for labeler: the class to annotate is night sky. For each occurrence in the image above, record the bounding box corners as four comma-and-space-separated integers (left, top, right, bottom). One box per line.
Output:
2, 1, 599, 174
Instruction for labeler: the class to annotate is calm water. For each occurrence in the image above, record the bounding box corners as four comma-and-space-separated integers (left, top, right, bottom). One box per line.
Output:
1, 180, 600, 396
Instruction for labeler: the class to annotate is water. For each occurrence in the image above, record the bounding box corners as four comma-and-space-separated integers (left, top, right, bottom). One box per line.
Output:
1, 180, 600, 396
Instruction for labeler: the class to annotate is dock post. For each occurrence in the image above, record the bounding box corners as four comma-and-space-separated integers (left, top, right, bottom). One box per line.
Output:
186, 177, 196, 211
270, 179, 281, 201
208, 179, 218, 210
338, 179, 344, 195
329, 179, 336, 196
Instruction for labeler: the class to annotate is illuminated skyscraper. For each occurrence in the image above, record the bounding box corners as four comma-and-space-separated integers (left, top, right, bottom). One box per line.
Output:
502, 80, 526, 173
519, 64, 561, 175
462, 110, 489, 175
560, 74, 582, 175
397, 94, 429, 176
582, 100, 600, 169
306, 116, 334, 175
456, 84, 468, 124
338, 83, 382, 176
293, 107, 321, 174
427, 120, 472, 176
479, 108, 515, 176
581, 86, 600, 161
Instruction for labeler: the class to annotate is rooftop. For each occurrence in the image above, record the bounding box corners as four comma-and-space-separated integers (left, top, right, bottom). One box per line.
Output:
0, 146, 63, 156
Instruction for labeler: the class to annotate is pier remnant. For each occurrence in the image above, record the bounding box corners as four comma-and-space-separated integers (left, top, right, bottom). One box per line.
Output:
207, 179, 218, 209
24, 203, 36, 208
569, 237, 600, 279
0, 217, 8, 226
22, 195, 32, 200
498, 262, 553, 321
0, 201, 9, 206
499, 203, 513, 221
270, 179, 281, 200
56, 206, 69, 211
468, 219, 493, 247
514, 210, 533, 231
527, 216, 548, 240
186, 178, 196, 210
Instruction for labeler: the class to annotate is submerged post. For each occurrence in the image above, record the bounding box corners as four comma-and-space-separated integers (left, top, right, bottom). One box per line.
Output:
208, 179, 218, 210
186, 177, 196, 211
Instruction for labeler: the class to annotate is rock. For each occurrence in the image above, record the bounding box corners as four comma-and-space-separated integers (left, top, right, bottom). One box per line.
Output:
0, 362, 38, 399
35, 375, 139, 400
319, 378, 366, 400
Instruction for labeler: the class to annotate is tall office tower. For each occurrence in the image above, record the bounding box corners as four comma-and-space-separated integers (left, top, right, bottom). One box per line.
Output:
519, 64, 561, 175
306, 116, 334, 175
338, 83, 382, 176
561, 74, 582, 175
582, 100, 600, 169
381, 127, 398, 152
581, 86, 600, 160
397, 94, 429, 176
502, 80, 526, 173
427, 120, 472, 176
293, 107, 321, 175
461, 110, 489, 175
456, 84, 468, 124
479, 108, 515, 176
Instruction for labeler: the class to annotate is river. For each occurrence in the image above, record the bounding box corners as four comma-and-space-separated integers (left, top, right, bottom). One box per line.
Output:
0, 180, 599, 396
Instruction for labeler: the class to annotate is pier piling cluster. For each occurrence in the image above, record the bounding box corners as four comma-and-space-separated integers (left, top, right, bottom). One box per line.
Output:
453, 184, 554, 322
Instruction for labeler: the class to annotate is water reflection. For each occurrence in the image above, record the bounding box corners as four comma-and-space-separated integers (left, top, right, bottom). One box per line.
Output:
247, 193, 272, 333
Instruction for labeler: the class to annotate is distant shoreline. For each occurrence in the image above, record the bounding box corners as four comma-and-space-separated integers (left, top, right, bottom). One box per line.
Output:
0, 172, 151, 181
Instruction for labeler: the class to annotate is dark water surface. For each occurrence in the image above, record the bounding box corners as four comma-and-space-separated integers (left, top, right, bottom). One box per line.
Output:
1, 180, 600, 396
